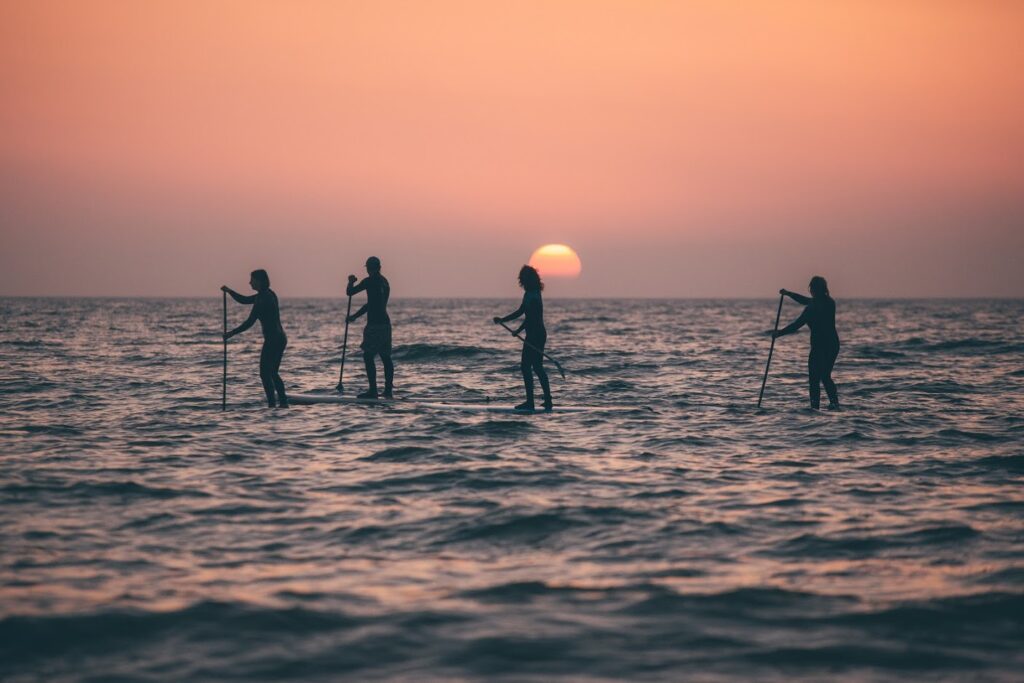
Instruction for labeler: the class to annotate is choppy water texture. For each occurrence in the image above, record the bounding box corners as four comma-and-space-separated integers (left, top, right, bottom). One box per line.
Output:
1, 297, 1022, 682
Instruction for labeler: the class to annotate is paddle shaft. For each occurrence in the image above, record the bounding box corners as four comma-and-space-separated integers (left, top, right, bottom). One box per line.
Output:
222, 290, 227, 411
757, 293, 785, 408
337, 294, 353, 389
498, 321, 566, 379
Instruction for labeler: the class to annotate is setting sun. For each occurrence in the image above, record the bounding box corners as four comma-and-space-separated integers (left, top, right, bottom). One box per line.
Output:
528, 244, 582, 278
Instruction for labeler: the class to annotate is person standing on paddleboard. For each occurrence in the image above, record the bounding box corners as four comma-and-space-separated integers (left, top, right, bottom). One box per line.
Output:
222, 269, 288, 408
494, 265, 552, 412
773, 275, 840, 410
346, 256, 394, 399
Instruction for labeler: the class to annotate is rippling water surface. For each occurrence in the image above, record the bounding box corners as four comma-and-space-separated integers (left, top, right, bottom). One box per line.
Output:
1, 297, 1022, 682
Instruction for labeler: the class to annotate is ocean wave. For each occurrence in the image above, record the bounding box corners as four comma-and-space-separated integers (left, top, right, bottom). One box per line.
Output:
833, 591, 1024, 640
975, 454, 1024, 472
620, 585, 856, 619
896, 336, 1023, 355
360, 446, 438, 462
0, 601, 362, 668
446, 420, 535, 437
593, 378, 636, 392
1, 480, 208, 501
444, 511, 581, 544
902, 379, 979, 394
358, 467, 575, 493
935, 428, 1002, 442
391, 343, 499, 361
16, 424, 84, 436
854, 346, 906, 359
0, 338, 64, 349
770, 524, 980, 559
741, 643, 986, 670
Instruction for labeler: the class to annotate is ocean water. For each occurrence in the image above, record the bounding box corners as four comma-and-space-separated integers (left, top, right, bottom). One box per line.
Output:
1, 297, 1022, 682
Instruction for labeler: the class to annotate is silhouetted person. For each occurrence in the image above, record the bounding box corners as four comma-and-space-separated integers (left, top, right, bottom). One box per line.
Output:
494, 265, 552, 411
773, 276, 840, 410
346, 256, 394, 399
222, 269, 288, 408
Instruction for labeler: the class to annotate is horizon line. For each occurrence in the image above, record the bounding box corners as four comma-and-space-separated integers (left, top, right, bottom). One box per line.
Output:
2, 294, 1022, 301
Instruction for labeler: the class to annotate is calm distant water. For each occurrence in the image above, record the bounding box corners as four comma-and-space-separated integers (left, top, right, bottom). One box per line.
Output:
1, 297, 1022, 682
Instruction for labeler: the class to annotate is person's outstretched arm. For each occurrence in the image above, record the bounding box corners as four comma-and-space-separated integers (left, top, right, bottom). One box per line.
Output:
222, 286, 256, 305
781, 289, 811, 305
774, 308, 809, 338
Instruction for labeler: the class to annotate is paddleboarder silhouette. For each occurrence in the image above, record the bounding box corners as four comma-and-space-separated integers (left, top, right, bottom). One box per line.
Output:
346, 256, 394, 399
773, 275, 840, 410
494, 265, 552, 411
221, 269, 288, 408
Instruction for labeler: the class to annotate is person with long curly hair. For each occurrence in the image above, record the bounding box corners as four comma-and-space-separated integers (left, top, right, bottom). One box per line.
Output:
494, 265, 552, 411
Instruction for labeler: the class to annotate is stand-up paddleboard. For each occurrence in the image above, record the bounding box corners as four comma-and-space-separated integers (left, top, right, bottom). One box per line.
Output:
415, 401, 636, 414
290, 392, 403, 406
288, 392, 637, 413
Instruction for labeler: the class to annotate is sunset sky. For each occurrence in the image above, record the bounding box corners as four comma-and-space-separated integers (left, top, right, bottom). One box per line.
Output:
2, 1, 1022, 297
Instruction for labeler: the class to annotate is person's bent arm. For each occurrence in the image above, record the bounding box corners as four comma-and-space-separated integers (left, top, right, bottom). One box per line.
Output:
227, 307, 258, 338
774, 309, 809, 338
223, 287, 256, 305
494, 304, 525, 325
348, 304, 368, 322
346, 277, 367, 297
781, 289, 811, 305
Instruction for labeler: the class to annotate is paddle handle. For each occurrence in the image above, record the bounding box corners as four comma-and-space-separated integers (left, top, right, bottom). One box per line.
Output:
498, 321, 566, 379
337, 294, 352, 387
757, 293, 785, 408
222, 290, 227, 411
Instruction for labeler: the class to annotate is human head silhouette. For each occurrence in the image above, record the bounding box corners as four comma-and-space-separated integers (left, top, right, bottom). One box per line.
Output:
365, 256, 382, 274
518, 265, 543, 292
249, 269, 270, 291
809, 275, 829, 299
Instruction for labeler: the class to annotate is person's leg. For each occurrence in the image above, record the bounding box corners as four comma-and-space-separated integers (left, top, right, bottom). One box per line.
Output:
807, 352, 821, 410
518, 346, 535, 409
361, 350, 378, 397
823, 346, 839, 408
271, 338, 288, 406
534, 360, 552, 409
381, 353, 394, 397
259, 343, 277, 407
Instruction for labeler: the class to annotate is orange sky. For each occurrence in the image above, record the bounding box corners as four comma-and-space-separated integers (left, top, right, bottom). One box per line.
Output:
2, 1, 1022, 296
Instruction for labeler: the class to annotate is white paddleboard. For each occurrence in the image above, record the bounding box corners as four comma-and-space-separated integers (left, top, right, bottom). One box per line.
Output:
415, 401, 635, 414
290, 393, 402, 406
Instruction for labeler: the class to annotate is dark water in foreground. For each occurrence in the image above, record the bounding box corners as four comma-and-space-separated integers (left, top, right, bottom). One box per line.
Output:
1, 297, 1022, 682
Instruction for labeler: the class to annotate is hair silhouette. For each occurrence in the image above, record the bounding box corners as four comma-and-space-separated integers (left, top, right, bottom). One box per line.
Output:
250, 269, 270, 290
518, 265, 544, 292
809, 275, 829, 299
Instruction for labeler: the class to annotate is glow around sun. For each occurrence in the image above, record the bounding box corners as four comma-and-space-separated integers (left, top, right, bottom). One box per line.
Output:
528, 244, 582, 278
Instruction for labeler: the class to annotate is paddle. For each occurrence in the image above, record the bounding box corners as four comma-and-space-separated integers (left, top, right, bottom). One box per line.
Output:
336, 293, 353, 392
497, 321, 566, 379
757, 293, 785, 408
222, 290, 228, 411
